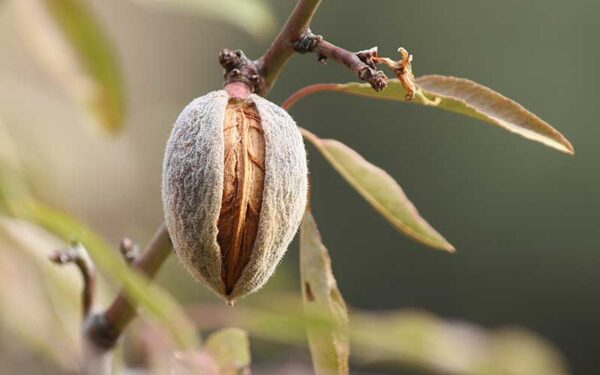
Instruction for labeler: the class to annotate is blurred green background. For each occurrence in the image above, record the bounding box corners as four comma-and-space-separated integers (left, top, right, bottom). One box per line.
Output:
0, 0, 598, 374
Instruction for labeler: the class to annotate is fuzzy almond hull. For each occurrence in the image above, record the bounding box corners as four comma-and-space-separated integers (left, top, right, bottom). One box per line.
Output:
162, 90, 308, 301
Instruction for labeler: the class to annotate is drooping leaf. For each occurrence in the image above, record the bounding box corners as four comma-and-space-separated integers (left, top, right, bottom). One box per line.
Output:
301, 211, 350, 375
0, 118, 32, 214
15, 202, 200, 350
350, 311, 569, 375
302, 129, 454, 252
186, 301, 570, 375
130, 0, 277, 39
327, 76, 573, 154
15, 0, 125, 133
204, 328, 251, 375
0, 218, 80, 372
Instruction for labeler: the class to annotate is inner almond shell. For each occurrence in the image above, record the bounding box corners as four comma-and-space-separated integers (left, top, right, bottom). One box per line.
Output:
217, 99, 266, 295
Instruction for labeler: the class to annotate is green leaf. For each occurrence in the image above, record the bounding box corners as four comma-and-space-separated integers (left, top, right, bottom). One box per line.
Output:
130, 0, 277, 39
16, 202, 200, 350
0, 118, 32, 214
350, 311, 569, 375
329, 76, 573, 154
302, 129, 454, 252
205, 328, 251, 375
300, 211, 350, 375
15, 0, 125, 133
0, 218, 80, 372
186, 300, 570, 375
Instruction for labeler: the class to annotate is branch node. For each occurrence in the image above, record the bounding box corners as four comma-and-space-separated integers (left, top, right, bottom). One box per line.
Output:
358, 67, 388, 92
82, 224, 172, 354
356, 47, 379, 69
294, 29, 323, 54
83, 313, 121, 351
218, 48, 262, 93
49, 243, 96, 319
119, 237, 140, 264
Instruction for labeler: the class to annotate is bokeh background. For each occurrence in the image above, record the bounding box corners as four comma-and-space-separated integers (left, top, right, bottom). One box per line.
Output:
0, 0, 598, 374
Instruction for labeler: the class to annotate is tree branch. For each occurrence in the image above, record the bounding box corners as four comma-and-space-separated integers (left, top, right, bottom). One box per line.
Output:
220, 0, 388, 96
255, 0, 322, 94
294, 31, 388, 91
83, 223, 172, 352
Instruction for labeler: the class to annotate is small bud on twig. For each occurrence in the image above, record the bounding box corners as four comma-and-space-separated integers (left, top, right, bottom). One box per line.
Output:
49, 243, 96, 318
119, 237, 140, 264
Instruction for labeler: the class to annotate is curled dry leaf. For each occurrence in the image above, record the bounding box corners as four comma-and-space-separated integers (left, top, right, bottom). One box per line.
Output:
372, 47, 416, 100
301, 129, 454, 252
300, 211, 350, 375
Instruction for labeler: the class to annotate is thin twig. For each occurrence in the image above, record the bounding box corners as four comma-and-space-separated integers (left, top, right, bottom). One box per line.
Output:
255, 0, 322, 95
294, 31, 388, 91
83, 223, 172, 352
221, 0, 391, 95
49, 243, 96, 319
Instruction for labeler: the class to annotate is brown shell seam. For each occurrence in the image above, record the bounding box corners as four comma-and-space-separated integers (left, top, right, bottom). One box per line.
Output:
217, 99, 266, 295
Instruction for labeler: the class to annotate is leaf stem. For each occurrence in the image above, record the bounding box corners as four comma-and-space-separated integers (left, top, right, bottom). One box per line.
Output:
281, 83, 339, 110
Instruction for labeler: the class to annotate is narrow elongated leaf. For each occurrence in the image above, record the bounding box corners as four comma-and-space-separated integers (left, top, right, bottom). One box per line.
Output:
0, 118, 33, 214
0, 219, 80, 372
15, 0, 125, 133
300, 211, 350, 375
302, 129, 454, 252
205, 328, 251, 375
130, 0, 276, 39
15, 202, 199, 350
325, 76, 573, 154
187, 302, 570, 375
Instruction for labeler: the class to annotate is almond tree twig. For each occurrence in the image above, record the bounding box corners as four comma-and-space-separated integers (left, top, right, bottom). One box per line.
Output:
82, 223, 171, 352
49, 243, 96, 319
220, 0, 388, 95
255, 0, 322, 94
